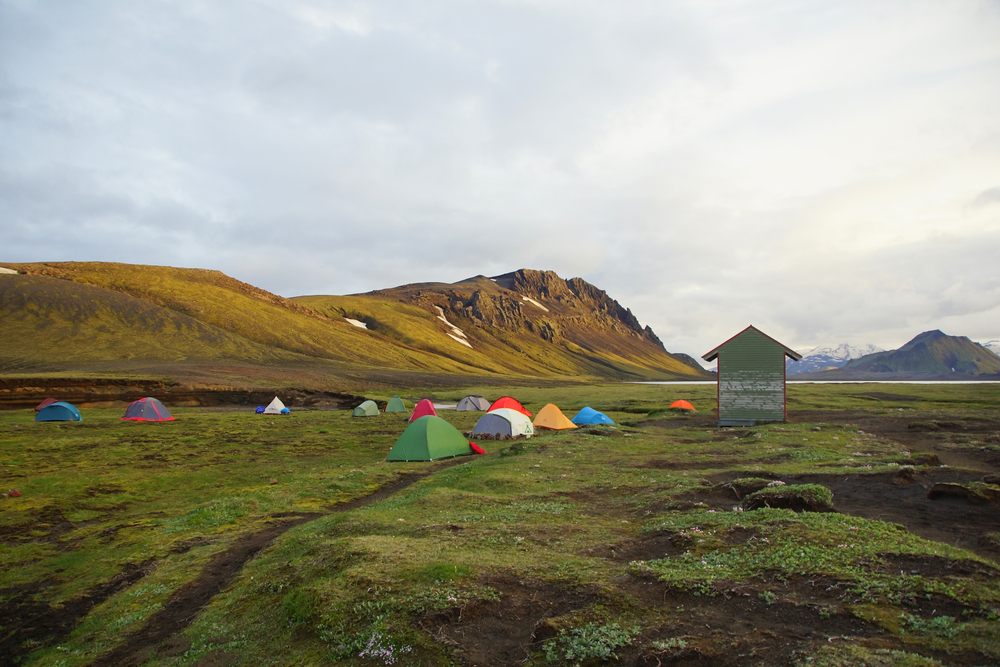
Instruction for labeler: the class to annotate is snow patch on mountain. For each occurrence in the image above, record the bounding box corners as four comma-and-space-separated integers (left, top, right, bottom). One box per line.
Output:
981, 340, 1000, 357
521, 295, 549, 312
435, 306, 472, 348
787, 343, 884, 374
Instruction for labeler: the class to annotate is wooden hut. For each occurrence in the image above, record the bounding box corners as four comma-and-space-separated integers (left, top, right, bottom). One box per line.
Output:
702, 325, 802, 427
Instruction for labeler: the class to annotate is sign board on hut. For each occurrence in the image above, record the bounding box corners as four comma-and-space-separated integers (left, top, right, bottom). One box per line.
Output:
702, 325, 802, 427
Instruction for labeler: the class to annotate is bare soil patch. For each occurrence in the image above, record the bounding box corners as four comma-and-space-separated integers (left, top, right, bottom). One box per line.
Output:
421, 575, 596, 667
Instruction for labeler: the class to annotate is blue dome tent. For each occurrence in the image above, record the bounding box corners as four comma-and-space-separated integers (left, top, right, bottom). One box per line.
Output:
35, 401, 82, 422
570, 407, 614, 425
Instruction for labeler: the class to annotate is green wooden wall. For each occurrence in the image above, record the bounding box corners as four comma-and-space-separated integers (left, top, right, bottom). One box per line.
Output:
717, 327, 787, 424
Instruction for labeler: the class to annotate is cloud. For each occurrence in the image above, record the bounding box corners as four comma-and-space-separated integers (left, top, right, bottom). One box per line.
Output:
972, 187, 1000, 208
2, 0, 999, 360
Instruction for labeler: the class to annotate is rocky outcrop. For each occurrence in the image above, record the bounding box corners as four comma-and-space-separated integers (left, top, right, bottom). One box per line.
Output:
484, 269, 664, 345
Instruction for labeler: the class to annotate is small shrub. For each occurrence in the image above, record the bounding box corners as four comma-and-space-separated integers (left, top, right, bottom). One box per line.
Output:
282, 588, 319, 626
899, 613, 965, 638
543, 622, 639, 666
650, 637, 688, 652
758, 590, 777, 605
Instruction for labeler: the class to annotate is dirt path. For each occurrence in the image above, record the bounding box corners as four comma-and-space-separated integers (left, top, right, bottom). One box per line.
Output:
2, 463, 462, 667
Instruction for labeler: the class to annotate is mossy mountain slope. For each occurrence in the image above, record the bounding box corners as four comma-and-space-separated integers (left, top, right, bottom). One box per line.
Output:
0, 274, 299, 371
842, 330, 1000, 375
1, 262, 706, 380
295, 269, 707, 380
0, 262, 469, 375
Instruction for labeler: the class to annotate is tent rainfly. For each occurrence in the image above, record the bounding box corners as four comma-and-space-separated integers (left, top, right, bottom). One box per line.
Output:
409, 399, 438, 422
263, 397, 290, 415
353, 400, 380, 417
532, 404, 577, 430
570, 407, 614, 425
35, 401, 82, 422
488, 396, 532, 417
702, 325, 801, 427
669, 400, 696, 412
386, 416, 475, 462
473, 408, 534, 438
121, 397, 174, 422
385, 396, 407, 413
34, 398, 58, 412
456, 395, 491, 412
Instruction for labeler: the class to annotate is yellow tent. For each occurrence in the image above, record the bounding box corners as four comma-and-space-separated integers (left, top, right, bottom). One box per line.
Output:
532, 403, 577, 430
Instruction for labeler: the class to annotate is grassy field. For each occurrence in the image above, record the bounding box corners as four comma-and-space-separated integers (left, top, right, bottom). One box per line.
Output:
2, 383, 1000, 666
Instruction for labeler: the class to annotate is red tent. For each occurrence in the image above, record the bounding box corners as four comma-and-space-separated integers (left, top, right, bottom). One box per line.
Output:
670, 400, 696, 411
408, 399, 439, 422
488, 397, 532, 417
35, 398, 58, 412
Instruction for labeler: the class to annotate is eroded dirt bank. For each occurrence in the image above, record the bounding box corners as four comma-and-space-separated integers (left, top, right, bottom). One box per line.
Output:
0, 378, 363, 410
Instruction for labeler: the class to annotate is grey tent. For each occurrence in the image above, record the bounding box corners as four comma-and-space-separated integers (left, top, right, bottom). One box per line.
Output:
456, 395, 491, 412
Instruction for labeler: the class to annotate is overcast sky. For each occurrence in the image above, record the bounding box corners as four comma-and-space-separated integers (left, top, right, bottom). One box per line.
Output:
3, 0, 999, 365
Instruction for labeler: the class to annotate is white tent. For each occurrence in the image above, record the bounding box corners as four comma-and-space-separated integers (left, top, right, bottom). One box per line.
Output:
263, 396, 287, 415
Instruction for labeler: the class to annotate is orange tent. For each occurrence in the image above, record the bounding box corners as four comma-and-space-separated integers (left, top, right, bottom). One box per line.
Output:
488, 396, 532, 417
670, 400, 696, 411
532, 404, 577, 430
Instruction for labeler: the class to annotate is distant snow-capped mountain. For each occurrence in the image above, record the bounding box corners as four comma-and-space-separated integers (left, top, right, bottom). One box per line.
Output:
786, 343, 884, 374
982, 340, 1000, 357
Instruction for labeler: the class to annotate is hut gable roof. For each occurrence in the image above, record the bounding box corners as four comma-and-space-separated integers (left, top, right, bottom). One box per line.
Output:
702, 325, 802, 362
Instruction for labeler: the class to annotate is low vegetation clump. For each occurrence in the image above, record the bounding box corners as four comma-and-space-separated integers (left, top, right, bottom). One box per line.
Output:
742, 483, 835, 511
542, 622, 639, 666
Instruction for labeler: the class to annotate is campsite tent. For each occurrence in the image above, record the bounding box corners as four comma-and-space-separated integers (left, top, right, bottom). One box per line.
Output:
456, 395, 491, 412
385, 396, 407, 413
121, 397, 174, 422
34, 398, 57, 412
353, 400, 380, 417
488, 397, 532, 417
386, 416, 474, 462
473, 408, 534, 438
670, 400, 696, 412
263, 397, 290, 415
570, 407, 614, 425
409, 399, 438, 422
35, 401, 81, 422
532, 404, 577, 430
255, 406, 265, 414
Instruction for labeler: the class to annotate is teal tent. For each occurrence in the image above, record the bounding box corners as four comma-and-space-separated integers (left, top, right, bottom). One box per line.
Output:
353, 400, 380, 417
35, 401, 82, 422
386, 416, 474, 462
385, 396, 407, 413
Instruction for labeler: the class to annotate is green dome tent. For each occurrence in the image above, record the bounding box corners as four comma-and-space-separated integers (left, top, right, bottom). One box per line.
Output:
386, 416, 474, 462
385, 396, 407, 413
353, 400, 380, 417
